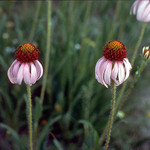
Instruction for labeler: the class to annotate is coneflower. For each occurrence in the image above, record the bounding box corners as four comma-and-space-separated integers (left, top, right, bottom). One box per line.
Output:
8, 43, 43, 150
130, 0, 150, 22
95, 40, 132, 88
8, 43, 43, 86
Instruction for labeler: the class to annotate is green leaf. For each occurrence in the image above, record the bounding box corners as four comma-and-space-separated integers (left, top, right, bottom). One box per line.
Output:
53, 138, 64, 150
0, 123, 27, 150
78, 120, 99, 150
37, 115, 62, 150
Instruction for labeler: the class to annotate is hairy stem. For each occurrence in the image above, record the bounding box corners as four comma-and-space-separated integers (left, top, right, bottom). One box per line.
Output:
104, 82, 116, 150
26, 85, 33, 150
99, 60, 148, 147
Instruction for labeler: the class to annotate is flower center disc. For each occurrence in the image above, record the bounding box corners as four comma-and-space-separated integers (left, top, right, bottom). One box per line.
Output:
16, 43, 39, 63
103, 40, 127, 61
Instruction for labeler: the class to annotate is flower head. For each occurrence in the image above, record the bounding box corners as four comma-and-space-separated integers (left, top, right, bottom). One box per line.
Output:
95, 40, 132, 88
8, 43, 43, 86
130, 0, 150, 22
142, 46, 150, 60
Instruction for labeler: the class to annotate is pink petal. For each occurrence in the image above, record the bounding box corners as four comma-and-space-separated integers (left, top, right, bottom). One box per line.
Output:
130, 0, 139, 15
99, 60, 109, 88
35, 60, 43, 80
95, 56, 106, 82
12, 61, 20, 83
118, 62, 125, 85
123, 59, 131, 81
130, 0, 150, 22
24, 63, 31, 85
30, 63, 38, 85
8, 60, 17, 84
104, 61, 112, 86
124, 58, 132, 70
136, 1, 150, 21
111, 62, 119, 85
142, 2, 150, 21
16, 63, 24, 85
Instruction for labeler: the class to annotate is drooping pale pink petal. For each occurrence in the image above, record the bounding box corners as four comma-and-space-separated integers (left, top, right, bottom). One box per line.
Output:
99, 60, 109, 88
8, 65, 15, 84
123, 59, 130, 81
104, 61, 112, 86
13, 61, 20, 76
136, 1, 148, 20
16, 63, 24, 85
30, 63, 38, 85
118, 62, 125, 85
137, 1, 150, 21
35, 60, 43, 80
12, 61, 20, 83
130, 0, 139, 15
124, 58, 132, 70
95, 56, 106, 82
131, 0, 150, 22
8, 60, 17, 84
111, 62, 119, 85
24, 63, 31, 85
142, 2, 150, 22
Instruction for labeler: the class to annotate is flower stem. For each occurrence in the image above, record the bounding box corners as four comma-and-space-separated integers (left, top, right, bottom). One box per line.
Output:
116, 23, 147, 116
104, 82, 116, 150
131, 23, 146, 66
107, 0, 121, 41
26, 85, 33, 150
40, 0, 51, 104
29, 1, 41, 42
99, 60, 148, 148
99, 23, 147, 148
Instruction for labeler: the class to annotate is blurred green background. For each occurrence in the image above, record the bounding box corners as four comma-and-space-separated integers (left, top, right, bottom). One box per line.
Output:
0, 1, 150, 150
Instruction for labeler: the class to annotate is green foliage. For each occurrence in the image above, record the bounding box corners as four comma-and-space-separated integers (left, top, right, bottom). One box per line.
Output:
0, 123, 27, 150
0, 1, 150, 150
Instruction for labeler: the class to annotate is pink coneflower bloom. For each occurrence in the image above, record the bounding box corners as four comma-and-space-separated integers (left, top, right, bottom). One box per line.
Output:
8, 43, 43, 86
130, 0, 150, 22
143, 46, 150, 60
95, 40, 132, 88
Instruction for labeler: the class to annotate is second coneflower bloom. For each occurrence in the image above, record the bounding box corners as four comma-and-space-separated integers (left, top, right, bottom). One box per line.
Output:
8, 43, 43, 86
95, 40, 132, 88
130, 0, 150, 22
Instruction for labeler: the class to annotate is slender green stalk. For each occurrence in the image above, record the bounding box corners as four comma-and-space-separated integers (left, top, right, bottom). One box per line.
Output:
116, 23, 147, 114
116, 60, 147, 113
26, 85, 33, 150
107, 0, 121, 41
82, 1, 92, 38
67, 1, 74, 37
104, 82, 116, 150
29, 1, 41, 42
131, 23, 147, 66
115, 81, 127, 110
40, 1, 52, 104
71, 1, 92, 93
80, 1, 92, 52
